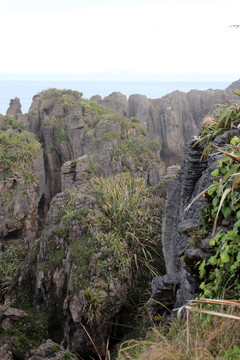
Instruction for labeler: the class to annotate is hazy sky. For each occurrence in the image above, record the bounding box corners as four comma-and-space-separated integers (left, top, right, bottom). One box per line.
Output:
0, 0, 239, 79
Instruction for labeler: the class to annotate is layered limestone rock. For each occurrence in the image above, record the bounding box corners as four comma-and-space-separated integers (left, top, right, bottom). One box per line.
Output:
150, 127, 240, 317
101, 91, 129, 117
34, 186, 131, 357
0, 151, 45, 244
26, 89, 164, 214
6, 98, 22, 119
0, 115, 45, 245
101, 81, 240, 167
33, 113, 163, 358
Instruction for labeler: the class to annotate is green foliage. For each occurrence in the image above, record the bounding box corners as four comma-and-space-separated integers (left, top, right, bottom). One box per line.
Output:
130, 117, 140, 123
0, 114, 24, 131
61, 189, 89, 224
118, 308, 240, 360
2, 191, 12, 204
70, 235, 96, 289
71, 159, 77, 166
197, 121, 240, 298
82, 100, 109, 118
82, 287, 103, 323
119, 116, 148, 137
222, 346, 240, 360
96, 130, 119, 143
68, 174, 164, 323
0, 309, 48, 360
199, 230, 240, 298
0, 244, 26, 301
38, 173, 164, 327
83, 161, 104, 179
110, 137, 160, 164
40, 88, 83, 99
64, 352, 78, 360
0, 130, 41, 181
90, 173, 163, 276
148, 139, 161, 151
37, 246, 64, 274
43, 116, 68, 152
44, 344, 60, 357
188, 225, 209, 248
195, 95, 240, 157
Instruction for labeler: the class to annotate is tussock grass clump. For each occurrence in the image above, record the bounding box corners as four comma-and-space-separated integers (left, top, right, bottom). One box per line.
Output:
91, 173, 164, 276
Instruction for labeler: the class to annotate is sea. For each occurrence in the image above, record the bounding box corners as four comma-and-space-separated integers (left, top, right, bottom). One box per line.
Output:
0, 80, 232, 115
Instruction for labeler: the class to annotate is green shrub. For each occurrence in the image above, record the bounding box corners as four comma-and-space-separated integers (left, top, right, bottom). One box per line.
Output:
0, 244, 26, 301
0, 309, 48, 360
0, 114, 24, 131
194, 92, 240, 157
40, 88, 82, 99
0, 130, 41, 181
90, 173, 163, 276
195, 104, 240, 298
110, 137, 160, 163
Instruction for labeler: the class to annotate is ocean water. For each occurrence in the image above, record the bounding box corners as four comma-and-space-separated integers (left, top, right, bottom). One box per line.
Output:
0, 80, 231, 115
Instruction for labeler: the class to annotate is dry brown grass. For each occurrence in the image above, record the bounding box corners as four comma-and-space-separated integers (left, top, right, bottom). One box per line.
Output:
201, 116, 218, 128
117, 310, 240, 360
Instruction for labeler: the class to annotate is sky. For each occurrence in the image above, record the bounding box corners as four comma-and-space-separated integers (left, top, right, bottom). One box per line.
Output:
0, 0, 240, 80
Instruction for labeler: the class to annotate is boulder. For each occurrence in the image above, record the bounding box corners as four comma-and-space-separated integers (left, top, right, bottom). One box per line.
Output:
28, 339, 76, 360
102, 92, 129, 117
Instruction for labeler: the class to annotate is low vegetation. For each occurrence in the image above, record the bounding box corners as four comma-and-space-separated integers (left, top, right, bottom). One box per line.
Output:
192, 95, 240, 300
118, 309, 240, 360
0, 116, 41, 181
0, 244, 26, 302
0, 309, 48, 360
90, 173, 164, 277
0, 114, 24, 131
194, 91, 240, 157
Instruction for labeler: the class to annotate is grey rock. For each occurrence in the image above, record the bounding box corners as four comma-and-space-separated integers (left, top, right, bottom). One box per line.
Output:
150, 127, 240, 314
184, 248, 209, 262
90, 95, 102, 104
1, 318, 12, 331
102, 92, 129, 117
150, 273, 180, 317
6, 98, 22, 119
3, 307, 28, 320
28, 339, 76, 360
0, 147, 45, 244
0, 343, 13, 360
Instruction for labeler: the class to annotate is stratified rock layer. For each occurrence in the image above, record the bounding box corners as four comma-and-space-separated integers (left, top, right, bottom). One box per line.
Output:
150, 128, 240, 317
